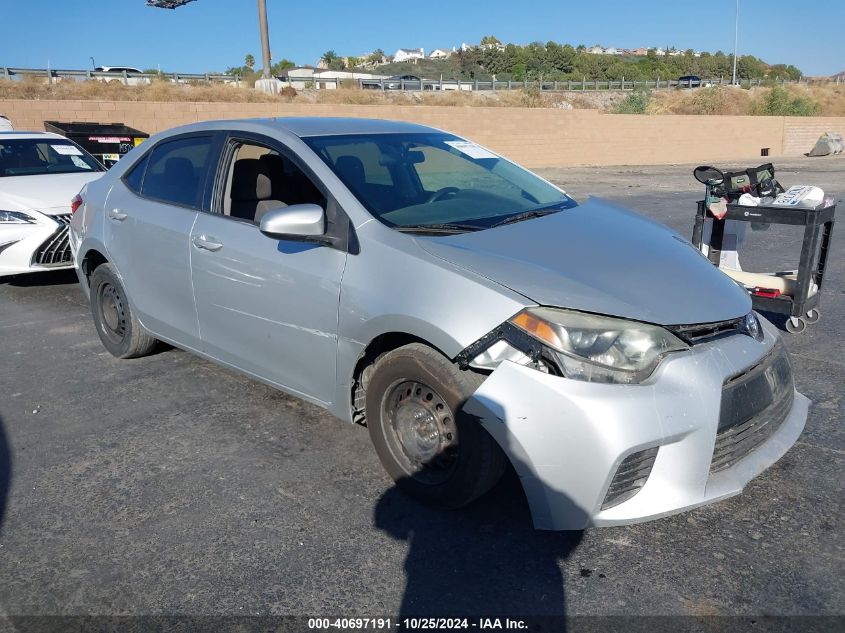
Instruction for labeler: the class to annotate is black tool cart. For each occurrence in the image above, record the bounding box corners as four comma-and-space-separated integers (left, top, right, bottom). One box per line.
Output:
691, 166, 836, 334
44, 121, 148, 168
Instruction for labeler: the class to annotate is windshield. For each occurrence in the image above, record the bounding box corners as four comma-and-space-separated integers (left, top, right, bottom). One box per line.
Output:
0, 139, 104, 177
304, 133, 576, 232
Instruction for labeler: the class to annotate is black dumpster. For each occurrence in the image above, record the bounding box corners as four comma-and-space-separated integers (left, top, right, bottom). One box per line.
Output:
44, 121, 149, 168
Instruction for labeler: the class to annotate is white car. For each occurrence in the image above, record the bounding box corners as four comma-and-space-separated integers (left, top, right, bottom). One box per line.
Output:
0, 132, 105, 277
94, 66, 151, 86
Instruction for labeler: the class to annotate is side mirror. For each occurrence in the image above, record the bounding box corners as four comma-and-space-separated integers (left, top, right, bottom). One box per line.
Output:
259, 203, 325, 239
693, 165, 725, 186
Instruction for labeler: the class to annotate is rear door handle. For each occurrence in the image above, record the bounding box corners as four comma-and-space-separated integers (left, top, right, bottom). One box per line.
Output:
192, 235, 224, 252
108, 208, 128, 221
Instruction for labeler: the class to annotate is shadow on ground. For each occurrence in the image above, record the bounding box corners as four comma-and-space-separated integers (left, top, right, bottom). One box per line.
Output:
375, 469, 583, 618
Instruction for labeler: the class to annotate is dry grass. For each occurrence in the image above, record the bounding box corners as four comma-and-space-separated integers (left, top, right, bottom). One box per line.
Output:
0, 76, 598, 109
648, 84, 844, 116
2, 76, 843, 116
0, 76, 288, 103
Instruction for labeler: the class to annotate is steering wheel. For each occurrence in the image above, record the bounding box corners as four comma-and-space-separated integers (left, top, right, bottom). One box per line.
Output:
426, 187, 460, 203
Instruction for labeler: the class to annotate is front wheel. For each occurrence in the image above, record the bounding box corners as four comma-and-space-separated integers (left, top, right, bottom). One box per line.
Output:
89, 263, 157, 359
365, 343, 507, 508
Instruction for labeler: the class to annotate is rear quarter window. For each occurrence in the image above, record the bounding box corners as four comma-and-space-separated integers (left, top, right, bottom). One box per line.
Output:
123, 153, 149, 194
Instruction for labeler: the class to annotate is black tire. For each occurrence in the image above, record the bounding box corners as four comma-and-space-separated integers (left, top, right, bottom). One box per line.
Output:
89, 263, 157, 359
365, 343, 507, 508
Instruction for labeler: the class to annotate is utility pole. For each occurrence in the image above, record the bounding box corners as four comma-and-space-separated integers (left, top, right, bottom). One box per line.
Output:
732, 0, 739, 85
257, 0, 272, 79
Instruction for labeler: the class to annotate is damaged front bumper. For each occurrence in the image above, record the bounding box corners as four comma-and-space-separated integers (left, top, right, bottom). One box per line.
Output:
464, 319, 809, 530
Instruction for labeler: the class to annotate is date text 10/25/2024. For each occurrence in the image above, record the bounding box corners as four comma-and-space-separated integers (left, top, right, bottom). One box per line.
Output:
308, 618, 528, 630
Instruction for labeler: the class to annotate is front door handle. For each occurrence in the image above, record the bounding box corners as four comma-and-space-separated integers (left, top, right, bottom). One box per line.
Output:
108, 208, 128, 221
192, 235, 224, 252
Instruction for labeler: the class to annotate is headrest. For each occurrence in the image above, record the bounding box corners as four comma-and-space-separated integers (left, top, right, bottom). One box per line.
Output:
232, 158, 272, 201
334, 155, 366, 186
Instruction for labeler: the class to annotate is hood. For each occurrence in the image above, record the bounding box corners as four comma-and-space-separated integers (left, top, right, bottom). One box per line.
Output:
0, 172, 104, 214
416, 198, 751, 326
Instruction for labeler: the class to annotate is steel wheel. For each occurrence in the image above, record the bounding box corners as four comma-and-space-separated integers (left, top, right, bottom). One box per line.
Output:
96, 281, 127, 345
381, 379, 459, 485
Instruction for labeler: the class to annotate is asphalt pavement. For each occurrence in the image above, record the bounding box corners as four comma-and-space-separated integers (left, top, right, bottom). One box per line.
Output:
0, 157, 842, 622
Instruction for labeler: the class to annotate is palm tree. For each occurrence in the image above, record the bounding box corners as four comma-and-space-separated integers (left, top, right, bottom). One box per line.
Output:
245, 54, 255, 70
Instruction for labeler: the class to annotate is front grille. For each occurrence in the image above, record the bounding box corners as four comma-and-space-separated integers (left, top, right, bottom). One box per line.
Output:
710, 343, 794, 473
601, 447, 659, 510
32, 214, 73, 266
669, 317, 745, 345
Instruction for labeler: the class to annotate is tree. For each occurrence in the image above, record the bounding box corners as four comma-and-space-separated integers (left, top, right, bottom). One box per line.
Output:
270, 58, 295, 75
321, 50, 338, 67
480, 35, 501, 47
368, 49, 385, 65
346, 56, 361, 69
245, 54, 255, 70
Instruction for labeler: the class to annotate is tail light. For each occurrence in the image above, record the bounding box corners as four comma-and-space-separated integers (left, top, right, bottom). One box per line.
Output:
70, 193, 83, 214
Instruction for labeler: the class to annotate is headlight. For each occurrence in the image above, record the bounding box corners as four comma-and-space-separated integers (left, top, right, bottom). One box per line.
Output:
0, 210, 35, 224
509, 307, 689, 384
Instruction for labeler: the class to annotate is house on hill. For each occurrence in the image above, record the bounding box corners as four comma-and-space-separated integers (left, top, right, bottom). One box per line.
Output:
429, 48, 454, 59
394, 48, 425, 63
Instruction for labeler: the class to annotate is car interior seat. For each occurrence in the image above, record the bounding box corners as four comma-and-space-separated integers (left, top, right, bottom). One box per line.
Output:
334, 156, 366, 194
230, 158, 284, 224
260, 153, 326, 208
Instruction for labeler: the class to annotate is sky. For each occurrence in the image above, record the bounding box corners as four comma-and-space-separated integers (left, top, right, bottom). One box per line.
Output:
2, 0, 843, 76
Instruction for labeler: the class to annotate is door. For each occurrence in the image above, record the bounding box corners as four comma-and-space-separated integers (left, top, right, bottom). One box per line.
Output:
189, 139, 347, 406
105, 133, 218, 348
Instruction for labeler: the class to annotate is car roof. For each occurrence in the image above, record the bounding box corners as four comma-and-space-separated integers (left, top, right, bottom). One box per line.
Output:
191, 117, 442, 138
0, 131, 66, 140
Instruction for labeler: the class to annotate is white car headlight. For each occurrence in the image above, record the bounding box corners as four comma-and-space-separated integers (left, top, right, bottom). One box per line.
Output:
509, 307, 689, 384
0, 210, 36, 224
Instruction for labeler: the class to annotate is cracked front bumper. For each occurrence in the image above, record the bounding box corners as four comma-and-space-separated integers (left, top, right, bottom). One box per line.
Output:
464, 318, 809, 530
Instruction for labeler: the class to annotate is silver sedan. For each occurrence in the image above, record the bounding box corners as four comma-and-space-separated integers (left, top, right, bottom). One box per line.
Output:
69, 118, 808, 530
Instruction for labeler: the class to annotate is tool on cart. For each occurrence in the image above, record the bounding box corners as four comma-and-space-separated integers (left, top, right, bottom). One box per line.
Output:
691, 165, 836, 334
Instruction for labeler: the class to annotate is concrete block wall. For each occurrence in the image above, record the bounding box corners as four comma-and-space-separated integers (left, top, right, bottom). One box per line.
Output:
782, 118, 845, 156
2, 99, 843, 167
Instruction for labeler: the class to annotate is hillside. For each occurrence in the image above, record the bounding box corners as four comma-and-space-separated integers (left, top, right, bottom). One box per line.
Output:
348, 42, 801, 83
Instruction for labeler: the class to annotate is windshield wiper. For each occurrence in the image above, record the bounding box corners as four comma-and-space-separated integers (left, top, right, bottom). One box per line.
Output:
395, 222, 486, 234
491, 206, 565, 228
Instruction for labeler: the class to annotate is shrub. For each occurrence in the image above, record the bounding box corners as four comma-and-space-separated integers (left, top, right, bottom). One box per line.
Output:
614, 90, 651, 114
754, 85, 819, 116
519, 86, 544, 108
279, 86, 297, 99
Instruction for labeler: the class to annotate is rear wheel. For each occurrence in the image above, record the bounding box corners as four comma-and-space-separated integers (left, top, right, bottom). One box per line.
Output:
90, 263, 157, 359
365, 343, 506, 508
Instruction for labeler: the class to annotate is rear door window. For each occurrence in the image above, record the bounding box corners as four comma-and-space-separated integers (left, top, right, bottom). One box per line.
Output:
141, 136, 213, 208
